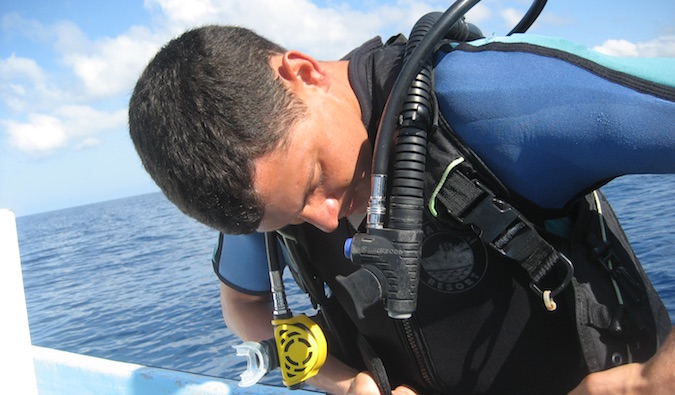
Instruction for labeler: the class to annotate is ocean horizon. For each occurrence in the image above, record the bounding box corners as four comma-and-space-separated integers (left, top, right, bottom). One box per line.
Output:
15, 174, 675, 386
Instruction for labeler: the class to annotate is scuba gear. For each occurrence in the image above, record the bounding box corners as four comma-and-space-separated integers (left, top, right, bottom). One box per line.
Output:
230, 0, 672, 391
233, 233, 327, 388
233, 339, 275, 387
233, 315, 328, 388
343, 0, 559, 322
344, 0, 488, 320
272, 314, 328, 387
266, 231, 327, 387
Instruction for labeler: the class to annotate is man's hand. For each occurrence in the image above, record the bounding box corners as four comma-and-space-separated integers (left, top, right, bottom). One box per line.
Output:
569, 363, 646, 395
348, 372, 418, 395
569, 327, 675, 395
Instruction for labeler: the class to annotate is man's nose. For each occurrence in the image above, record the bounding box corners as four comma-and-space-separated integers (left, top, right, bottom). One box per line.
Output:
298, 197, 340, 233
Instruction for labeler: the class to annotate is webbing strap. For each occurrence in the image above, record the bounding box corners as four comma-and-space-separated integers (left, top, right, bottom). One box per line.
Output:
430, 159, 573, 301
357, 334, 393, 395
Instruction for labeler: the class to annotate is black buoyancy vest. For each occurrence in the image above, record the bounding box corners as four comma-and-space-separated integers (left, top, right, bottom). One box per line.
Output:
277, 115, 671, 394
274, 36, 672, 395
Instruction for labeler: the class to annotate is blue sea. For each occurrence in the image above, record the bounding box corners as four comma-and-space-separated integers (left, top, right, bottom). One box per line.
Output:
16, 174, 675, 386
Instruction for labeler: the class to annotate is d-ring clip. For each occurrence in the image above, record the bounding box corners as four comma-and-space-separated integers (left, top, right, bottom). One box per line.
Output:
529, 253, 574, 312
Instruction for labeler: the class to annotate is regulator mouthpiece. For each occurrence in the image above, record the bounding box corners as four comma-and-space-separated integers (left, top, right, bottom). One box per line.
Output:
233, 339, 276, 387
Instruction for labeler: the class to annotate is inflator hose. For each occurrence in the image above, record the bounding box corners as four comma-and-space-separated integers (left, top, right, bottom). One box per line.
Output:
371, 0, 482, 178
389, 12, 482, 231
345, 2, 485, 321
508, 0, 548, 35
373, 0, 547, 176
388, 12, 437, 232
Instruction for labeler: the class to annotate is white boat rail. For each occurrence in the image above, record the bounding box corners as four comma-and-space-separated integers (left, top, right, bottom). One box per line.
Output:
1, 209, 318, 394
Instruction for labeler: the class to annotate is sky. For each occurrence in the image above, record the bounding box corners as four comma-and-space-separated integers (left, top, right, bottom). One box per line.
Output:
1, 0, 674, 217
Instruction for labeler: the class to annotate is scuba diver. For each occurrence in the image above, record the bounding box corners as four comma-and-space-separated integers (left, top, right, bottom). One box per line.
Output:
128, 0, 675, 393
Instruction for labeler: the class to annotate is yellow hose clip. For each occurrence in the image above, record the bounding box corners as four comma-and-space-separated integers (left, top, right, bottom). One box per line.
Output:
272, 314, 328, 387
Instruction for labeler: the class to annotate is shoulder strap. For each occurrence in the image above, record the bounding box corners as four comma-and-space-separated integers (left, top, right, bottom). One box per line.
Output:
427, 113, 573, 310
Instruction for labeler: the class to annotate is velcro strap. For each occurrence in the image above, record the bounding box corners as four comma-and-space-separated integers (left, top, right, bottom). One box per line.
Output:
435, 170, 485, 217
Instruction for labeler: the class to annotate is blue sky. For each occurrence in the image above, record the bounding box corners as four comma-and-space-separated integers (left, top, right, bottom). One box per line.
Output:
1, 0, 674, 217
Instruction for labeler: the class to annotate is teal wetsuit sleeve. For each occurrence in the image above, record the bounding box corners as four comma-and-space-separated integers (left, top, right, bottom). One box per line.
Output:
212, 232, 272, 295
434, 36, 675, 209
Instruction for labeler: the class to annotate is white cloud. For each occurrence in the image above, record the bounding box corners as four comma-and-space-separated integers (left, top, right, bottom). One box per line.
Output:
593, 35, 675, 57
3, 106, 127, 153
0, 55, 42, 113
4, 114, 68, 152
63, 25, 161, 98
593, 39, 639, 57
465, 3, 492, 25
3, 0, 675, 158
52, 20, 90, 54
145, 0, 226, 29
1, 15, 164, 154
0, 54, 46, 82
1, 12, 49, 42
500, 8, 524, 29
75, 137, 101, 151
0, 54, 64, 113
145, 0, 445, 59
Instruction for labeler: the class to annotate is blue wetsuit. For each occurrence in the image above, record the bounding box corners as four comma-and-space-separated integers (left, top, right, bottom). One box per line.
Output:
435, 35, 675, 209
213, 232, 272, 294
214, 34, 675, 294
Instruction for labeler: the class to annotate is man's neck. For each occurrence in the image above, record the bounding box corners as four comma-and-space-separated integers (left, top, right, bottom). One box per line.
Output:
321, 60, 362, 121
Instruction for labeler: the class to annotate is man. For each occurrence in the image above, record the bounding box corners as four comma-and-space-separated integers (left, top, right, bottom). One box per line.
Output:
129, 22, 675, 394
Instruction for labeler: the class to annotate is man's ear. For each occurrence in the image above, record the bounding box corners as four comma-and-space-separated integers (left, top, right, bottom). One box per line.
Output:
280, 50, 329, 90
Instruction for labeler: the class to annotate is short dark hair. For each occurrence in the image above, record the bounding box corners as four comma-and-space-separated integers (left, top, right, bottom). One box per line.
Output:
129, 26, 306, 234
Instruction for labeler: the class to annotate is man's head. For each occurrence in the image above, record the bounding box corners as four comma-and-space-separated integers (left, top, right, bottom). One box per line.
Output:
129, 25, 372, 235
129, 26, 305, 234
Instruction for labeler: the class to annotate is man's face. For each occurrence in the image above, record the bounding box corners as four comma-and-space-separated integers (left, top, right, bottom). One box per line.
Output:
254, 108, 372, 233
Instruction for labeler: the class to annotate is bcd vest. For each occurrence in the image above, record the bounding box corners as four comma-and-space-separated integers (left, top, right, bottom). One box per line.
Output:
276, 109, 671, 394
274, 21, 671, 393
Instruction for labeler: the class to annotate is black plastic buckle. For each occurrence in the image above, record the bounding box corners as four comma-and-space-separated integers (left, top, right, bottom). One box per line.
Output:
462, 185, 519, 244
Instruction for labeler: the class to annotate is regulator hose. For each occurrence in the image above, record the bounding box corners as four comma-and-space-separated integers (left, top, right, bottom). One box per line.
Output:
508, 0, 548, 35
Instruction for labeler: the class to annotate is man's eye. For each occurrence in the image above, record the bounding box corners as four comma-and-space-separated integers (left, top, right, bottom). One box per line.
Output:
306, 171, 323, 197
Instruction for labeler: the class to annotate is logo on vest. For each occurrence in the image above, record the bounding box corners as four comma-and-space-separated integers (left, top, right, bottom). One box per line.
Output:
420, 232, 487, 294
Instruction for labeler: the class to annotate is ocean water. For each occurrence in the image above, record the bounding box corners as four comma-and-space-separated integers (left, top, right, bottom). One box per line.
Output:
17, 191, 313, 386
16, 175, 675, 385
